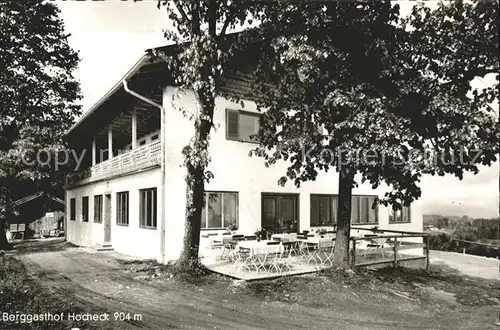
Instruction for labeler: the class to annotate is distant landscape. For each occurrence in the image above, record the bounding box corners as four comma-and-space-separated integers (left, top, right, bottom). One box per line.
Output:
423, 214, 500, 258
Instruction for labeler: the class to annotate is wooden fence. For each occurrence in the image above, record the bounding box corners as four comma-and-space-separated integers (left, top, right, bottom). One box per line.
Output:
349, 227, 430, 270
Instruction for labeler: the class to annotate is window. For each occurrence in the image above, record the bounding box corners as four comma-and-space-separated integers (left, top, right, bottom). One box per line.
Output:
139, 188, 157, 229
70, 198, 76, 221
94, 195, 103, 223
116, 192, 129, 225
201, 192, 238, 229
389, 201, 411, 223
226, 109, 261, 143
81, 197, 89, 222
351, 195, 378, 224
310, 194, 338, 227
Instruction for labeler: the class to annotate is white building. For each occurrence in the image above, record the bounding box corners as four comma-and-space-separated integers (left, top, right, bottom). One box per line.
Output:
64, 44, 423, 263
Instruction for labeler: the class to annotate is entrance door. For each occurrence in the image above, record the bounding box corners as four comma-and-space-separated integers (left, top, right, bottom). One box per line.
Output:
261, 194, 298, 234
103, 194, 112, 242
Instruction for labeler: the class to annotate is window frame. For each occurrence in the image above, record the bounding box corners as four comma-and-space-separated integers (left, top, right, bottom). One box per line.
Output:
201, 191, 239, 230
139, 188, 157, 230
116, 191, 129, 226
69, 198, 76, 221
389, 200, 411, 224
94, 195, 103, 223
310, 194, 338, 227
351, 195, 379, 225
81, 196, 89, 222
225, 108, 262, 144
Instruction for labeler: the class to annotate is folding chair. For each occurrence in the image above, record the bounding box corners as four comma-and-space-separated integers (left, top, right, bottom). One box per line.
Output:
265, 244, 288, 274
235, 246, 253, 272
317, 239, 335, 266
219, 234, 235, 261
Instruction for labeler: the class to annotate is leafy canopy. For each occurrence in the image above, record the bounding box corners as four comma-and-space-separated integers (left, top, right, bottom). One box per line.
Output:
0, 0, 81, 195
251, 0, 499, 208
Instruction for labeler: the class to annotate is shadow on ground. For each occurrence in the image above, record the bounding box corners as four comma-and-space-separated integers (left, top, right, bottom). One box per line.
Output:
10, 238, 76, 255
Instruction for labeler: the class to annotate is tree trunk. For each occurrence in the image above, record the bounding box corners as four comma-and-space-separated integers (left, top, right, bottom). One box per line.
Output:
333, 167, 355, 267
176, 91, 214, 270
177, 166, 205, 270
175, 1, 219, 272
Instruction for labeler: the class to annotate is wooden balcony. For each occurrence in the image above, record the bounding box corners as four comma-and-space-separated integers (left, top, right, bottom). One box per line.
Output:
67, 140, 161, 186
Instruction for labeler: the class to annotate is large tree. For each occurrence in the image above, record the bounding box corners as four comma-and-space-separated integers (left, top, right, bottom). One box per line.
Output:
252, 0, 499, 266
0, 0, 81, 249
155, 0, 259, 270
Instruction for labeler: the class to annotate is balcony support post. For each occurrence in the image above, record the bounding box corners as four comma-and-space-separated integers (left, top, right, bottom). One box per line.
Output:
108, 126, 113, 159
132, 109, 137, 150
91, 137, 96, 166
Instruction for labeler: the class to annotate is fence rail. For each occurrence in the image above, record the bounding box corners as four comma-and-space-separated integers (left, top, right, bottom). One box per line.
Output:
349, 228, 430, 269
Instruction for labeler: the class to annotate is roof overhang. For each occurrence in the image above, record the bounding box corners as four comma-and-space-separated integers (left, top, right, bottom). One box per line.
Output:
64, 30, 269, 144
64, 45, 178, 144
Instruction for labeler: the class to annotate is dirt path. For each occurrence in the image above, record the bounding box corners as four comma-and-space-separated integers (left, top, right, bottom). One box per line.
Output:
430, 250, 499, 280
14, 240, 500, 330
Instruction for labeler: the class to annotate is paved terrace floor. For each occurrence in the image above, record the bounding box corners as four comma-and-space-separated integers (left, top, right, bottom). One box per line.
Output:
199, 240, 425, 281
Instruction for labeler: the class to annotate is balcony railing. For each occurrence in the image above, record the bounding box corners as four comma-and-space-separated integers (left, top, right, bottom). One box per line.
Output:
67, 140, 161, 186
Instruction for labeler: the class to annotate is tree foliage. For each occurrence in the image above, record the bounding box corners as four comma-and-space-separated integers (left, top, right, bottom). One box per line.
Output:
0, 0, 81, 249
252, 0, 499, 264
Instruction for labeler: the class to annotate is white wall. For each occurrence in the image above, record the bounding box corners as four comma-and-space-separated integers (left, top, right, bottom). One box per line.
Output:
66, 168, 161, 260
163, 87, 424, 261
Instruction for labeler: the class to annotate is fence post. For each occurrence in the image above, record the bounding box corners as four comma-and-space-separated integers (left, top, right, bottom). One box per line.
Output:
425, 235, 430, 271
393, 237, 398, 268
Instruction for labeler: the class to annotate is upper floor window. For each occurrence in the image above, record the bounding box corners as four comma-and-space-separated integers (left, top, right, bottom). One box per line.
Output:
389, 201, 411, 223
226, 109, 261, 143
351, 195, 378, 225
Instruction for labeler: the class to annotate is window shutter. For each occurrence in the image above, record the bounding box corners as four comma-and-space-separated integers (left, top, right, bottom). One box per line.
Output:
226, 109, 239, 140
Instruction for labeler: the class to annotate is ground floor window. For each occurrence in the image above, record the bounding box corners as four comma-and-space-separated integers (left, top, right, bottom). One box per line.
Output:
69, 198, 76, 221
116, 191, 129, 226
310, 194, 338, 227
139, 188, 157, 229
351, 195, 378, 224
81, 196, 89, 222
201, 191, 238, 229
389, 201, 411, 223
94, 195, 103, 223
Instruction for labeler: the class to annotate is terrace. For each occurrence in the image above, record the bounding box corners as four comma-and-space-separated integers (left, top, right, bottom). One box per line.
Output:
200, 228, 430, 280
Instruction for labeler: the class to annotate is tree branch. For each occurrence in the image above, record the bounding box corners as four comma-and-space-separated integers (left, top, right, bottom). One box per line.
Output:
172, 0, 189, 22
220, 2, 246, 37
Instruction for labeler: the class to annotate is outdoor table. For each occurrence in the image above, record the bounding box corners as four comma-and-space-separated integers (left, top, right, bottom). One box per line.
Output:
236, 240, 284, 256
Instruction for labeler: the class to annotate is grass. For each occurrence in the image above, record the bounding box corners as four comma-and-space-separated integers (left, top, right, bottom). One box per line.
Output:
0, 254, 99, 330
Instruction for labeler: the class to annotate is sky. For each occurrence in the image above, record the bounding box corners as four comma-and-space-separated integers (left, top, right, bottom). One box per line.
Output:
56, 1, 499, 219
